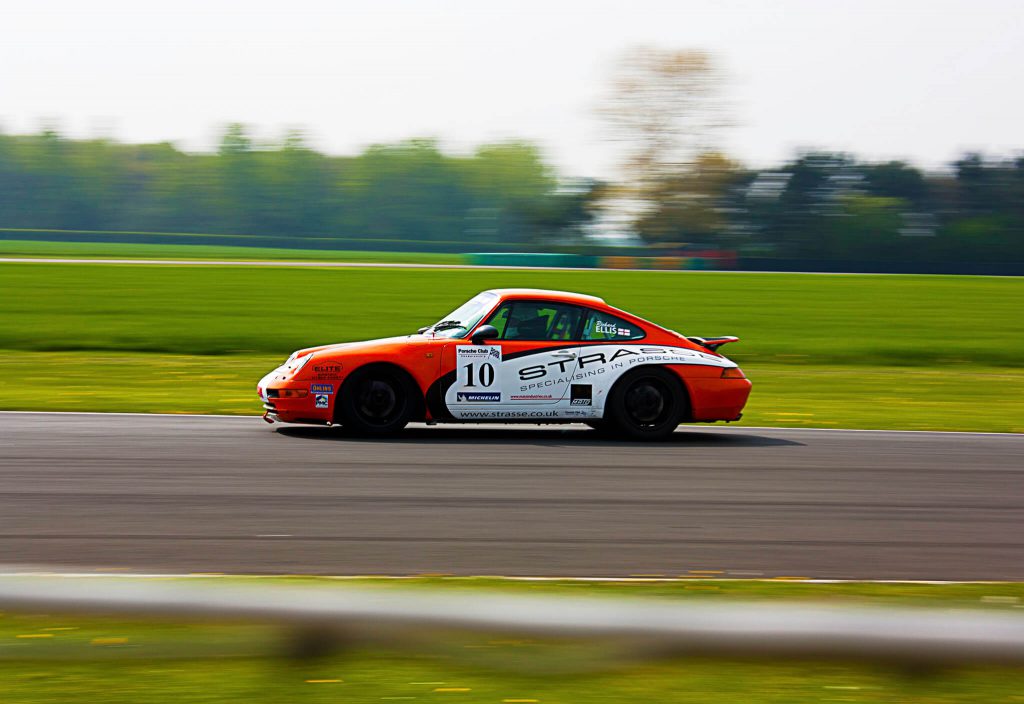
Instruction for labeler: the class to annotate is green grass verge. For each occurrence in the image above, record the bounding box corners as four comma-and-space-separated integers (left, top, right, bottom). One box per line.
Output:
2, 263, 1022, 365
2, 352, 1022, 432
1, 262, 1022, 431
0, 238, 467, 264
3, 578, 1023, 703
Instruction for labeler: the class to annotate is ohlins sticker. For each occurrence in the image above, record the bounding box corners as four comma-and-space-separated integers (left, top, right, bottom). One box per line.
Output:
310, 383, 334, 394
570, 384, 592, 406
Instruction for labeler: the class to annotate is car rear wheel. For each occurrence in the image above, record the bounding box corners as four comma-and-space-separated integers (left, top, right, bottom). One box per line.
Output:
338, 366, 417, 436
606, 367, 687, 441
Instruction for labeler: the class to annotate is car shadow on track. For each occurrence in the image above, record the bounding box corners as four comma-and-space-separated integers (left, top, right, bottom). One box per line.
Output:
274, 425, 804, 448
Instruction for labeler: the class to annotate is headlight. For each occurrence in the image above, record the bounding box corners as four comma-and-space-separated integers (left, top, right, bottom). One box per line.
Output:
283, 353, 313, 375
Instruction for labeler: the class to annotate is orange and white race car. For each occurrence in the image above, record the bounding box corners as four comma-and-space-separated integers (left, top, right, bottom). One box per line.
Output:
257, 289, 751, 440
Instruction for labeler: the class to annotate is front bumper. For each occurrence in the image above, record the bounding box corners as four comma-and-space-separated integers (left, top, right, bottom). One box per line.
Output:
257, 369, 336, 425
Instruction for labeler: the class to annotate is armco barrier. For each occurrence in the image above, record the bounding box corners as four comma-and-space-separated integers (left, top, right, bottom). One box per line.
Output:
468, 253, 728, 270
1, 576, 1024, 666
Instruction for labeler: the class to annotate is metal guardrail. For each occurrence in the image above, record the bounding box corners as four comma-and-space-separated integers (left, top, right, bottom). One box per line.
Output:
2, 577, 1023, 665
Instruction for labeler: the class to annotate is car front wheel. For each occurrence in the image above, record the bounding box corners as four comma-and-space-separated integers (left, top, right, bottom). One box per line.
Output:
338, 366, 416, 435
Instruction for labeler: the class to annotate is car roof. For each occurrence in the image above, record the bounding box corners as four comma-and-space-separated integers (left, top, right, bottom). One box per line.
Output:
484, 288, 606, 306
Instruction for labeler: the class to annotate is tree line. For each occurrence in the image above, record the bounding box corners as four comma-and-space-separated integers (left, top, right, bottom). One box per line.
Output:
0, 126, 596, 247
1, 126, 1022, 265
638, 150, 1024, 265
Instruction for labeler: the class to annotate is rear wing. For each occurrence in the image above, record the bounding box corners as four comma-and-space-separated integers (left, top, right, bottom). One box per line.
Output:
686, 336, 739, 352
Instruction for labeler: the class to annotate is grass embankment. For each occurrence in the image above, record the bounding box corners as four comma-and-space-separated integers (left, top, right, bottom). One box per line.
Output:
1, 262, 1022, 431
3, 577, 1024, 703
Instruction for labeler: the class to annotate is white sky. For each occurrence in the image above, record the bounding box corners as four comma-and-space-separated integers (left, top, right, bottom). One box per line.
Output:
2, 0, 1021, 178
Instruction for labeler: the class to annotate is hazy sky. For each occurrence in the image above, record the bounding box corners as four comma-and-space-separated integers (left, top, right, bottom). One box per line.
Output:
2, 0, 1021, 177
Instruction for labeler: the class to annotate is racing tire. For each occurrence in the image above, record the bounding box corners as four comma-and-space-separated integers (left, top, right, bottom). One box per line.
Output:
337, 365, 418, 436
605, 367, 687, 441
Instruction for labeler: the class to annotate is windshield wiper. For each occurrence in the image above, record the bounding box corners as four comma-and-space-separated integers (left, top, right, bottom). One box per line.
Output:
432, 319, 464, 332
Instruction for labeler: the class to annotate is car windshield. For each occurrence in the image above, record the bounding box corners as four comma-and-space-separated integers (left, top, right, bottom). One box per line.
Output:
428, 292, 498, 338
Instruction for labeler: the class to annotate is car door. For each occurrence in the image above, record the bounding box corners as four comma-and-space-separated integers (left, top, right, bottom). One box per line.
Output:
443, 301, 584, 418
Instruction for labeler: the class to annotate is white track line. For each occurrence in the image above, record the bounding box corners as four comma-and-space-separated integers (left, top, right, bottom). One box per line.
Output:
1, 410, 1021, 436
0, 570, 1016, 585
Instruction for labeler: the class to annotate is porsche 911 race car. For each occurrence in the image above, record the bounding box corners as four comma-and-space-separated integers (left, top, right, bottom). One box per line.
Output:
257, 289, 751, 439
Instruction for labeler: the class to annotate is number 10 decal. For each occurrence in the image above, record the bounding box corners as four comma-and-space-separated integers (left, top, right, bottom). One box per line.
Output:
463, 361, 495, 387
453, 345, 503, 403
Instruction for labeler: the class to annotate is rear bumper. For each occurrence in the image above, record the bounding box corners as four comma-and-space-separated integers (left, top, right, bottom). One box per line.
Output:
683, 377, 752, 422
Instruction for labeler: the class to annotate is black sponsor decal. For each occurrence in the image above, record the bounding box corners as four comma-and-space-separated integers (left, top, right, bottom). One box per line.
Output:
312, 363, 343, 380
570, 384, 592, 406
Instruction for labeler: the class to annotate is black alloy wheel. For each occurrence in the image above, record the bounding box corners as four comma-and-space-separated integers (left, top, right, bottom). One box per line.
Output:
606, 368, 687, 440
338, 367, 416, 435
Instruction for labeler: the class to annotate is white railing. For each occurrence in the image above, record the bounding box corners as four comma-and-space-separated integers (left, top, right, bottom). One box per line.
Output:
1, 576, 1022, 665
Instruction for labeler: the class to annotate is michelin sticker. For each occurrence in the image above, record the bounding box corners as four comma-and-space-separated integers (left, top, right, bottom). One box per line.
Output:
453, 345, 503, 403
457, 392, 501, 402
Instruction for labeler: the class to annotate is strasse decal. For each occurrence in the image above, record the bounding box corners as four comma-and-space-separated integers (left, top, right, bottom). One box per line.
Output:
458, 409, 560, 419
516, 345, 728, 390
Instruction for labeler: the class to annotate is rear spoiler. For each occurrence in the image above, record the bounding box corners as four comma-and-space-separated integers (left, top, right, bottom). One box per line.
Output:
686, 336, 739, 352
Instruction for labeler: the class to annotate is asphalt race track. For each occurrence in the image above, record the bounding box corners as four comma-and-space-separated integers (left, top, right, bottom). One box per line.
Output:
1, 412, 1021, 580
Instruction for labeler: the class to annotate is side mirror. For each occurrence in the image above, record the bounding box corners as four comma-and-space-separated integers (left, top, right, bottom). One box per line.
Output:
417, 326, 431, 334
470, 325, 500, 344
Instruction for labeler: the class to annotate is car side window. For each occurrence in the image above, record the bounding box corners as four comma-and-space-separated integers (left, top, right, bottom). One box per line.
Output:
487, 302, 585, 341
486, 303, 512, 338
581, 310, 645, 341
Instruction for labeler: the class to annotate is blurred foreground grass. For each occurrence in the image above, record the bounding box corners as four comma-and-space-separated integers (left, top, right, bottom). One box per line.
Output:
3, 578, 1024, 703
1, 262, 1022, 431
1, 352, 1021, 432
